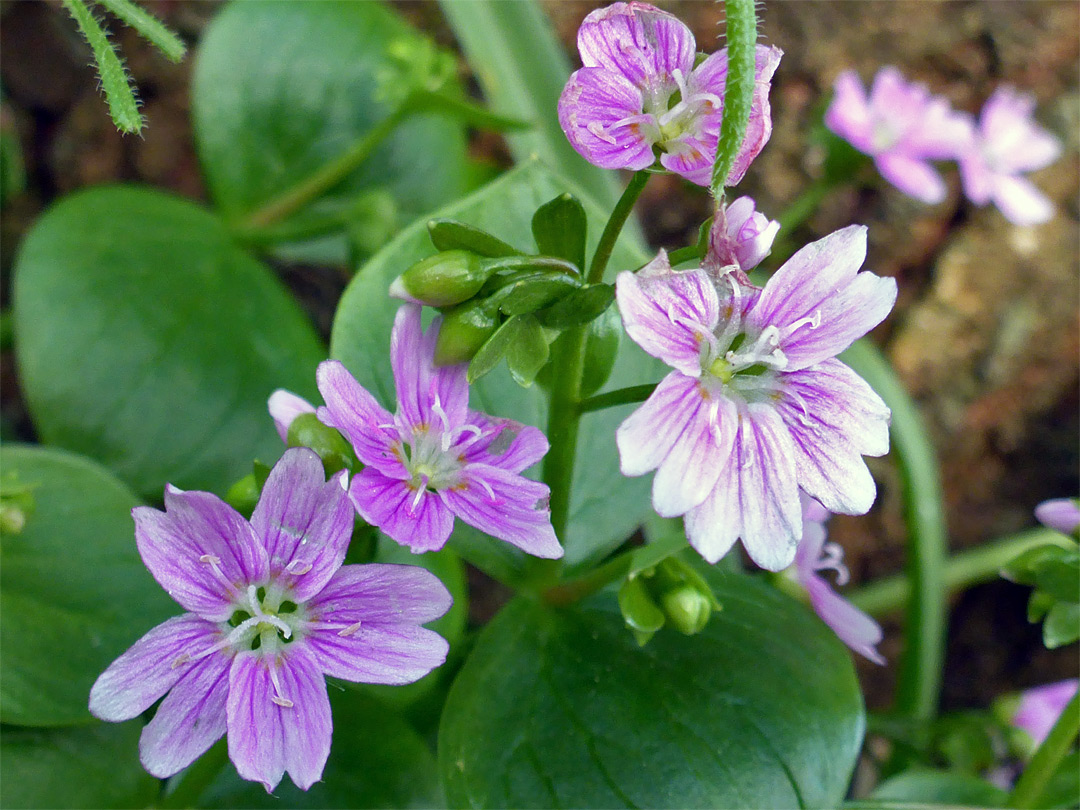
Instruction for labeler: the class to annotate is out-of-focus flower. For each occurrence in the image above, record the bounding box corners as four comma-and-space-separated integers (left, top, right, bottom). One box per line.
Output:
615, 226, 894, 570
791, 495, 885, 664
959, 87, 1061, 226
89, 448, 452, 792
825, 66, 971, 204
317, 305, 562, 558
1035, 498, 1080, 537
558, 1, 782, 186
268, 390, 316, 443
702, 196, 780, 277
1012, 680, 1078, 747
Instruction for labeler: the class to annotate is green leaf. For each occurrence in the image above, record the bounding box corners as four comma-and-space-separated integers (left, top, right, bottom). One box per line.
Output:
506, 315, 550, 387
1, 721, 159, 808
536, 284, 616, 329
532, 194, 587, 270
491, 271, 581, 317
192, 0, 468, 260
198, 688, 441, 808
13, 186, 325, 498
1033, 550, 1080, 604
870, 768, 1008, 805
1043, 600, 1080, 649
439, 573, 864, 809
428, 219, 525, 258
0, 445, 176, 725
330, 160, 661, 578
468, 314, 525, 386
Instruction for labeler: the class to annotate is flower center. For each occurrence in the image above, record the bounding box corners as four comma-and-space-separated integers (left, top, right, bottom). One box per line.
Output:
224, 583, 305, 656
606, 68, 722, 155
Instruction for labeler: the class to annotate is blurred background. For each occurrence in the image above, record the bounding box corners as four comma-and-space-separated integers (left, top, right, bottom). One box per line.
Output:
1, 0, 1077, 714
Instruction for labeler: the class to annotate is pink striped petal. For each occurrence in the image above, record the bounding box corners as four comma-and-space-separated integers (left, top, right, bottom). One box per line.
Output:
349, 467, 454, 553
576, 2, 695, 88
306, 564, 453, 627
391, 305, 469, 432
462, 414, 549, 474
875, 153, 947, 204
616, 371, 705, 478
806, 575, 885, 665
559, 67, 656, 171
316, 360, 403, 477
306, 623, 449, 686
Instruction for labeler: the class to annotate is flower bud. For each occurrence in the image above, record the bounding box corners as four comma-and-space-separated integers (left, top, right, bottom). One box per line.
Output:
653, 557, 720, 636
225, 473, 260, 518
286, 413, 356, 474
389, 250, 492, 308
434, 300, 500, 366
618, 575, 666, 647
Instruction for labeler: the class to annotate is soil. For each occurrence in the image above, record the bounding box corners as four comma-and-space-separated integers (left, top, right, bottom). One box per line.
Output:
1, 0, 1077, 721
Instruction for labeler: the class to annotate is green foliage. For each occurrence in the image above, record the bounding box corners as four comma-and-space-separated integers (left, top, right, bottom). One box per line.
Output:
1003, 543, 1080, 649
439, 572, 865, 808
532, 193, 588, 270
0, 444, 175, 725
869, 768, 1008, 805
13, 187, 326, 499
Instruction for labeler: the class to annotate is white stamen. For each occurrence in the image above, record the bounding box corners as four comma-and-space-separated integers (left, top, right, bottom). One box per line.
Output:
817, 541, 850, 586
785, 310, 822, 336
171, 653, 191, 670
268, 665, 293, 709
284, 560, 313, 576
409, 479, 428, 512
337, 621, 364, 637
474, 475, 497, 502
587, 121, 617, 146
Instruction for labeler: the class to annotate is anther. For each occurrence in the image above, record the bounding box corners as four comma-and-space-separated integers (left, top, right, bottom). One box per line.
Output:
284, 560, 313, 576
171, 654, 191, 670
337, 621, 364, 637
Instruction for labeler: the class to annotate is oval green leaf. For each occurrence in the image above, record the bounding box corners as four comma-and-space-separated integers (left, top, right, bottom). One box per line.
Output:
13, 186, 325, 498
330, 159, 663, 577
439, 572, 865, 809
0, 444, 176, 726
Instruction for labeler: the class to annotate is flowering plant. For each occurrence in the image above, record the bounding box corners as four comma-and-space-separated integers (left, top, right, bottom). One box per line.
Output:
2, 1, 1075, 808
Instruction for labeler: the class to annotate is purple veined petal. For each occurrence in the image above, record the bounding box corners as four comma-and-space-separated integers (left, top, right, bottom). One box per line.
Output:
705, 196, 779, 274
616, 371, 707, 478
316, 360, 403, 477
775, 358, 891, 515
576, 2, 695, 90
135, 489, 268, 621
1013, 680, 1080, 747
874, 152, 948, 204
349, 467, 454, 553
659, 134, 716, 186
139, 648, 231, 779
805, 574, 885, 665
391, 305, 469, 433
442, 465, 563, 559
90, 614, 222, 722
749, 225, 897, 372
559, 67, 657, 171
800, 491, 832, 527
227, 648, 331, 792
651, 387, 735, 517
306, 622, 449, 686
461, 414, 549, 475
793, 508, 830, 575
990, 174, 1055, 226
735, 403, 803, 571
825, 70, 873, 152
250, 448, 353, 602
268, 390, 316, 443
615, 265, 719, 375
684, 453, 741, 565
958, 152, 994, 205
306, 563, 453, 626
1034, 498, 1080, 536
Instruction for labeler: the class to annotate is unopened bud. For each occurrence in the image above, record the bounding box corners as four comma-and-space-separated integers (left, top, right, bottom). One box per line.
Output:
286, 413, 356, 474
660, 584, 713, 636
390, 250, 492, 308
434, 300, 500, 366
618, 575, 666, 647
225, 474, 260, 517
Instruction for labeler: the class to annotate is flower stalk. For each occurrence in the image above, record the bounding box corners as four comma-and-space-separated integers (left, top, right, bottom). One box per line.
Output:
710, 0, 757, 198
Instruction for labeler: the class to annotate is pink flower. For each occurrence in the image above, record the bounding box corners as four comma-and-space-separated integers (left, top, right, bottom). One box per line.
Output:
1035, 498, 1080, 536
89, 448, 452, 791
702, 196, 780, 277
1013, 680, 1078, 747
792, 495, 885, 664
615, 226, 895, 570
825, 66, 971, 204
558, 2, 781, 186
267, 390, 316, 443
317, 305, 562, 559
959, 86, 1062, 225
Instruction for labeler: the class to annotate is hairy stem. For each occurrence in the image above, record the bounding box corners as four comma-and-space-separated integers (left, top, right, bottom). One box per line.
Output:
62, 0, 142, 134
710, 0, 757, 197
96, 0, 186, 62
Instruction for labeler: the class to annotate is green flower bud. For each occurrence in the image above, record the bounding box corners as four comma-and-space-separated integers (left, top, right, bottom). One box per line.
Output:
225, 473, 260, 518
660, 584, 713, 636
390, 250, 492, 308
287, 413, 356, 474
434, 299, 500, 366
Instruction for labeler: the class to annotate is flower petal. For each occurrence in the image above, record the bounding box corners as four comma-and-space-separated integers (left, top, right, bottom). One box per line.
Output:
749, 225, 897, 371
250, 448, 353, 601
139, 650, 231, 779
281, 647, 333, 791
576, 2, 695, 88
392, 305, 469, 432
874, 152, 948, 204
616, 264, 719, 375
825, 70, 873, 152
306, 563, 453, 626
559, 67, 656, 171
775, 358, 890, 515
990, 174, 1055, 226
981, 87, 1062, 174
659, 135, 716, 186
443, 465, 562, 559
349, 467, 454, 553
806, 575, 885, 665
316, 360, 403, 476
267, 390, 316, 443
616, 371, 704, 477
89, 614, 222, 722
1013, 680, 1079, 746
461, 414, 549, 474
135, 489, 268, 621
306, 623, 449, 686
1035, 499, 1080, 536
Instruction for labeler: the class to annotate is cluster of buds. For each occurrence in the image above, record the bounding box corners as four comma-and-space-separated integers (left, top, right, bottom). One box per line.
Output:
618, 556, 721, 645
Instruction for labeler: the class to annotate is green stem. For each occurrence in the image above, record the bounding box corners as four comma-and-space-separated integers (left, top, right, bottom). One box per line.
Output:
578, 383, 658, 414
841, 339, 947, 724
237, 106, 409, 232
1008, 689, 1080, 808
849, 528, 1072, 616
587, 171, 649, 284
62, 0, 142, 134
710, 0, 757, 197
96, 0, 186, 62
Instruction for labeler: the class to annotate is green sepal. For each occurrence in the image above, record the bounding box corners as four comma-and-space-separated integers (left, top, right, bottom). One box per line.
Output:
393, 249, 492, 307
1043, 600, 1080, 648
252, 460, 272, 490
531, 193, 587, 270
427, 218, 524, 257
618, 575, 666, 646
535, 283, 615, 329
286, 413, 357, 475
652, 557, 721, 636
434, 298, 501, 366
506, 315, 550, 388
466, 314, 523, 384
